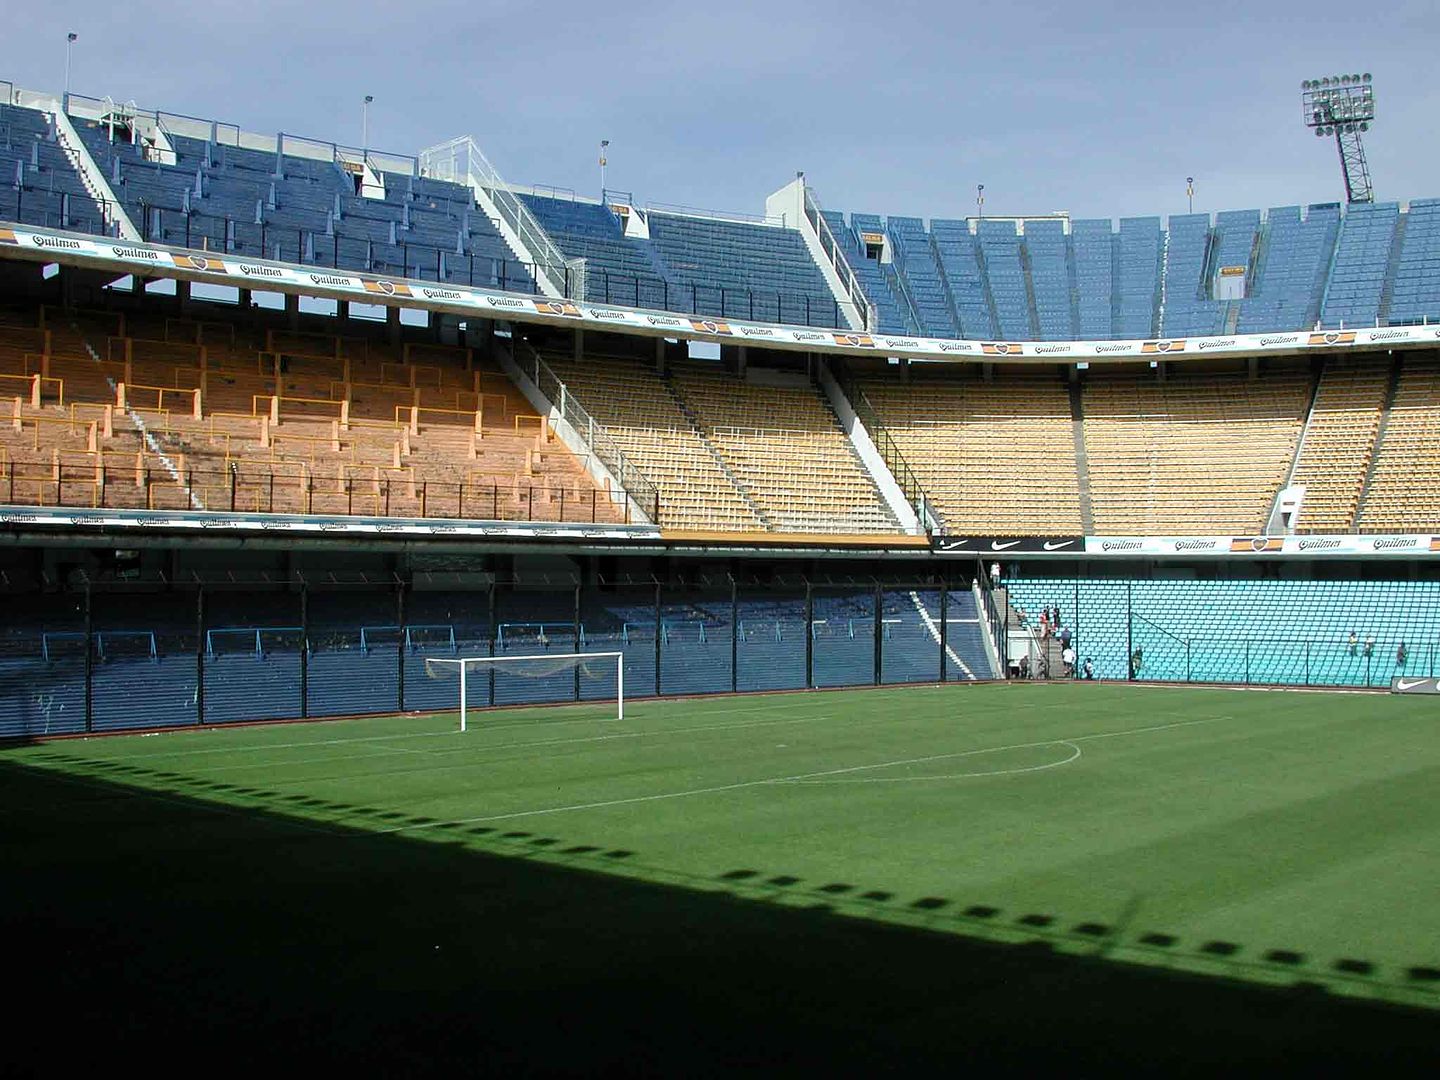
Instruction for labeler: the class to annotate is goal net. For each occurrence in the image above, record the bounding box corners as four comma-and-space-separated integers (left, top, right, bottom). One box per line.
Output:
424, 651, 624, 731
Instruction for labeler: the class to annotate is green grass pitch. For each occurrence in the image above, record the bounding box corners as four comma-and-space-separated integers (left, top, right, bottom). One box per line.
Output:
4, 682, 1438, 1070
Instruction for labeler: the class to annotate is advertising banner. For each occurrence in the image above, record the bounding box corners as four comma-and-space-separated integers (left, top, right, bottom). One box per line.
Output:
6, 221, 1439, 366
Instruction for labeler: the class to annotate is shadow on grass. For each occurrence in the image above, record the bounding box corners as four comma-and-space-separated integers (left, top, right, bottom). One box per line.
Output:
3, 756, 1438, 1073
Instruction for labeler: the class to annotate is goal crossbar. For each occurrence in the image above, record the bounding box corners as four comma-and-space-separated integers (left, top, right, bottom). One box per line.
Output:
425, 651, 624, 730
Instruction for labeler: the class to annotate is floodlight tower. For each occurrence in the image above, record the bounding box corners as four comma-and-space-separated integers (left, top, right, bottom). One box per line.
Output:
1301, 73, 1376, 204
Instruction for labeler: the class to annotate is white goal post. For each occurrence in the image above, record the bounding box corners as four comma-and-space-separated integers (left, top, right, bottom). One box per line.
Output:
424, 651, 624, 731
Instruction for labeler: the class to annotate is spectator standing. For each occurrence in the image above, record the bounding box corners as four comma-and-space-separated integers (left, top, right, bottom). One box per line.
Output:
1059, 625, 1072, 651
1397, 641, 1408, 667
1348, 631, 1357, 656
1083, 657, 1095, 680
1364, 635, 1375, 658
1130, 646, 1144, 679
1053, 602, 1062, 628
1062, 645, 1076, 678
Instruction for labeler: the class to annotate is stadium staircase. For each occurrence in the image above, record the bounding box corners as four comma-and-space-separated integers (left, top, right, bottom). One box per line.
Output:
1352, 354, 1406, 524
656, 369, 771, 528
1066, 380, 1095, 534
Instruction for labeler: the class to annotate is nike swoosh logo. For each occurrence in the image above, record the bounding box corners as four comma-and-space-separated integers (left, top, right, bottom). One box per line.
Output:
939, 540, 971, 551
1042, 540, 1075, 551
990, 540, 1021, 550
1396, 678, 1429, 691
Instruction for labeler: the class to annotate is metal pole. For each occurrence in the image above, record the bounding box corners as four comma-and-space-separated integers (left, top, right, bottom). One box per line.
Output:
196, 585, 205, 725
299, 583, 309, 718
487, 584, 497, 707
64, 33, 77, 103
804, 580, 814, 689
731, 576, 738, 694
83, 581, 93, 733
873, 581, 883, 686
939, 580, 948, 682
396, 580, 406, 711
1126, 582, 1133, 680
653, 581, 662, 697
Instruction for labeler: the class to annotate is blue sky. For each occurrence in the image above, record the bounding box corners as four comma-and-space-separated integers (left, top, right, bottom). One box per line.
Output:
7, 0, 1434, 224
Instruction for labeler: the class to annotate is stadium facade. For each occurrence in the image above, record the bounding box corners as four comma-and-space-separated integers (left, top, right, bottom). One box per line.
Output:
4, 78, 1440, 738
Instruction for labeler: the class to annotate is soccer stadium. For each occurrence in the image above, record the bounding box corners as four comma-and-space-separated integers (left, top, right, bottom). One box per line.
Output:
2, 6, 1438, 1071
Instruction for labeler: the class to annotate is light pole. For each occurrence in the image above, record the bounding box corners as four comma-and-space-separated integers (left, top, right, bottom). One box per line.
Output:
362, 95, 373, 156
64, 32, 77, 103
1301, 73, 1376, 203
1186, 177, 1194, 213
976, 183, 984, 222
599, 140, 609, 199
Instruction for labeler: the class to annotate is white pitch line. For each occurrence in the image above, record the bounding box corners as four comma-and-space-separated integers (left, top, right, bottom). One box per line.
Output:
81, 696, 831, 762
782, 741, 1083, 784
375, 715, 1223, 834
163, 713, 825, 778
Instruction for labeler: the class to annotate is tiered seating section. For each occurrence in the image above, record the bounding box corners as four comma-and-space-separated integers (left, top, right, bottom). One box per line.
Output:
828, 199, 1439, 338
0, 103, 109, 235
1288, 358, 1389, 532
4, 85, 1438, 343
856, 372, 1083, 535
0, 306, 624, 523
542, 351, 898, 534
1358, 354, 1440, 531
1007, 576, 1440, 686
667, 362, 898, 533
522, 194, 846, 328
540, 351, 765, 532
1080, 369, 1310, 534
70, 109, 532, 291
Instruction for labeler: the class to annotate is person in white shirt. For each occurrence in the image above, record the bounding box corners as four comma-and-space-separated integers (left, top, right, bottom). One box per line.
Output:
1062, 645, 1076, 678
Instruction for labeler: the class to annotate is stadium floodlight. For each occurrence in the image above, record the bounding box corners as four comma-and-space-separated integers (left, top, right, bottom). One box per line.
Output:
599, 139, 610, 198
1186, 176, 1194, 213
976, 183, 984, 221
424, 651, 625, 731
362, 95, 373, 155
64, 32, 77, 101
1301, 72, 1376, 203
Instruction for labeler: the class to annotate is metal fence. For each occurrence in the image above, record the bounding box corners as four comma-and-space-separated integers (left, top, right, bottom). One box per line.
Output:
0, 573, 993, 738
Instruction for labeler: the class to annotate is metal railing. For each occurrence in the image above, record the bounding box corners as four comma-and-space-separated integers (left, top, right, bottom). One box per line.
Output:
0, 459, 642, 526
418, 136, 573, 298
517, 340, 660, 524
835, 371, 944, 534
802, 184, 877, 331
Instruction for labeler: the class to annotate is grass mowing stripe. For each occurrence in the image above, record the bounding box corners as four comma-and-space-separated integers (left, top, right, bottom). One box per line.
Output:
369, 715, 1231, 833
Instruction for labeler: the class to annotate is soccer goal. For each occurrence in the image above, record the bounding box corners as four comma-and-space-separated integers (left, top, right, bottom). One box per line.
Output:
424, 651, 624, 731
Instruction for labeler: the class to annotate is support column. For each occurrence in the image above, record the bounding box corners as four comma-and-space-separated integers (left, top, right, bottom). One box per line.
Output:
736, 345, 748, 379
83, 582, 93, 733
653, 581, 662, 696
574, 328, 584, 363
299, 583, 309, 719
939, 580, 948, 683
387, 304, 402, 348
177, 279, 191, 314
872, 580, 883, 686
284, 292, 300, 330
196, 586, 206, 724
804, 580, 814, 689
238, 288, 253, 309
337, 299, 350, 324
487, 584, 497, 707
730, 577, 739, 694
654, 336, 666, 375
396, 580, 407, 710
